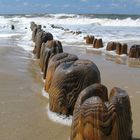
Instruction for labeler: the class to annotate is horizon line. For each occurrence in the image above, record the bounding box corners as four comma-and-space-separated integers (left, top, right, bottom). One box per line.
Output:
0, 12, 140, 16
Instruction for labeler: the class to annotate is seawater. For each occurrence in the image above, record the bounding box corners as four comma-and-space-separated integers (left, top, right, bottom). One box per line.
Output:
0, 13, 140, 52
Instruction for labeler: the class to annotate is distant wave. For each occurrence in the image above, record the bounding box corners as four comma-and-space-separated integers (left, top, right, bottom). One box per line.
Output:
79, 13, 140, 20
49, 13, 78, 19
47, 14, 140, 27
1, 14, 140, 27
97, 17, 140, 27
0, 33, 21, 38
0, 13, 140, 55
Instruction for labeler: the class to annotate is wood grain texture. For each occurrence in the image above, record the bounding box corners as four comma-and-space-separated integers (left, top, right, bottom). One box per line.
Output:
45, 53, 78, 92
34, 31, 53, 59
48, 60, 101, 115
40, 40, 63, 79
71, 84, 132, 140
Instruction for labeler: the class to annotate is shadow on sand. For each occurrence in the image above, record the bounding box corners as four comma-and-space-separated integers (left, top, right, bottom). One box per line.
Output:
133, 138, 140, 140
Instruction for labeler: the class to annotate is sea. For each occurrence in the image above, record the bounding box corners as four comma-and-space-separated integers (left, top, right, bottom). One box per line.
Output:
0, 13, 140, 52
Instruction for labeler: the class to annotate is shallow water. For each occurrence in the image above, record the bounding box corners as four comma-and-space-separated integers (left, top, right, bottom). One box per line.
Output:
1, 14, 140, 51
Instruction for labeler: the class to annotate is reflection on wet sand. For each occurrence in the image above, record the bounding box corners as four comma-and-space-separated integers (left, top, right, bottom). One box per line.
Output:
86, 47, 140, 67
0, 39, 70, 140
128, 58, 140, 68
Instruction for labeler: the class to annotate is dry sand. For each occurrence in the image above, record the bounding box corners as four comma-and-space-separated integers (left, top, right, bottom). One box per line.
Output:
0, 37, 140, 140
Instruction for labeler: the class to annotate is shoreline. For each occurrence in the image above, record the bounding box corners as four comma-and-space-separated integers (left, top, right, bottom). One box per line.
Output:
0, 42, 70, 140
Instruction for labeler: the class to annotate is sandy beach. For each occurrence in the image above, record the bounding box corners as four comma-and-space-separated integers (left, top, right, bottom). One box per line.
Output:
0, 17, 140, 139
0, 36, 140, 140
0, 38, 70, 140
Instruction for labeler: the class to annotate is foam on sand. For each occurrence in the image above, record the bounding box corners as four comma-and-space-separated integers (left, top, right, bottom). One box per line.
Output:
86, 46, 106, 55
17, 43, 33, 51
42, 88, 49, 99
46, 104, 72, 126
42, 88, 73, 126
42, 88, 72, 126
0, 33, 22, 38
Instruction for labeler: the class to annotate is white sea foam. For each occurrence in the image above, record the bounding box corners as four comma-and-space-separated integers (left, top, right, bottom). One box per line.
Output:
42, 14, 140, 27
86, 46, 106, 51
0, 33, 22, 38
50, 13, 77, 19
0, 14, 140, 57
42, 78, 45, 83
104, 50, 120, 56
104, 51, 128, 64
17, 43, 33, 51
42, 88, 49, 99
40, 71, 44, 75
42, 88, 72, 126
46, 104, 72, 126
42, 86, 73, 126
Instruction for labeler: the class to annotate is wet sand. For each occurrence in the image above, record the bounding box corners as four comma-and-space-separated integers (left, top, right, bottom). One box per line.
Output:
64, 45, 140, 139
0, 39, 70, 140
0, 37, 140, 140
